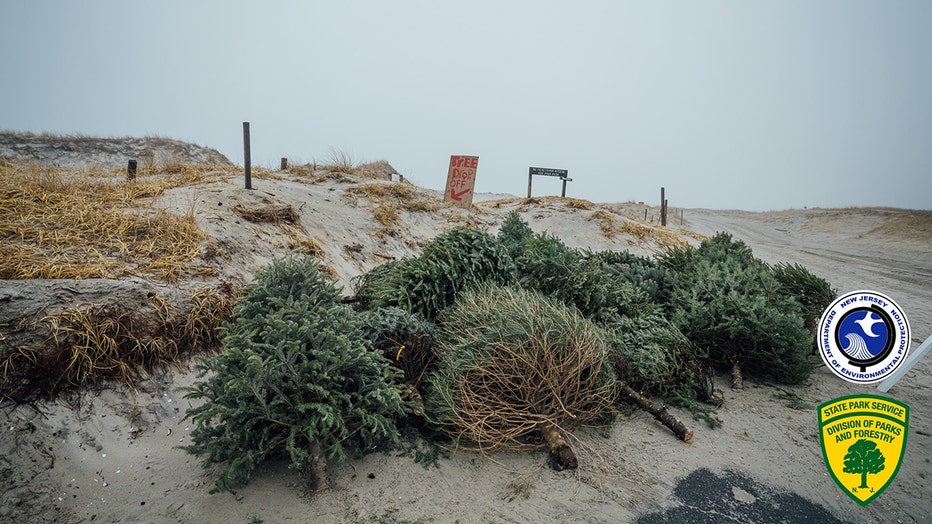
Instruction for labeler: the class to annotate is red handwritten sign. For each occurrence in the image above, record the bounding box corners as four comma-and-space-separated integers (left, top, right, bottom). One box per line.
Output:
444, 155, 478, 208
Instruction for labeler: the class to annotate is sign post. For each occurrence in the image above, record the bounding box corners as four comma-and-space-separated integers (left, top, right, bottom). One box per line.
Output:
243, 121, 252, 190
445, 155, 479, 208
528, 167, 571, 198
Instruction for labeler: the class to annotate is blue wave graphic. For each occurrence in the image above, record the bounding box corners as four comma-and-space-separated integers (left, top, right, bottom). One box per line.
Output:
843, 332, 874, 360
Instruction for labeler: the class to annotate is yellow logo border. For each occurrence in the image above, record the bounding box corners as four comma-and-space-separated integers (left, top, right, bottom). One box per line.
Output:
818, 394, 909, 506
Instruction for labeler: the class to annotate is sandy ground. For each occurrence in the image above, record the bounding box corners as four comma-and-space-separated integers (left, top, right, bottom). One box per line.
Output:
2, 171, 930, 523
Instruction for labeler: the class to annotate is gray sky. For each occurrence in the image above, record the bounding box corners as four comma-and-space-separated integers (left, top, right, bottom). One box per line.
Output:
3, 1, 931, 211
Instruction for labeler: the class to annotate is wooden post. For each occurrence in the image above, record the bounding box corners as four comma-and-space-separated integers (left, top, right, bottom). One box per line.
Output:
127, 160, 137, 181
527, 172, 533, 198
660, 187, 666, 226
644, 209, 647, 221
243, 122, 252, 190
281, 157, 288, 170
664, 199, 669, 226
560, 178, 568, 197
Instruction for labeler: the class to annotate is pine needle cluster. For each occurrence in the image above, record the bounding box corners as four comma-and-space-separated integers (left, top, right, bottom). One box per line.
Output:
771, 261, 837, 332
353, 227, 517, 320
498, 214, 652, 323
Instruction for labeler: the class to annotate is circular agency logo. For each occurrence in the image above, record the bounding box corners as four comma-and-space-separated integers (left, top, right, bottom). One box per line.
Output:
818, 290, 911, 384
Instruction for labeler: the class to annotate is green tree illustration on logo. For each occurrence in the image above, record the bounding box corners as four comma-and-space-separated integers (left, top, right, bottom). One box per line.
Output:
843, 438, 886, 491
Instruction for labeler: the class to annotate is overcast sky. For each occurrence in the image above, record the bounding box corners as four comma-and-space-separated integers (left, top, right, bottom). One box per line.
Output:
3, 1, 931, 210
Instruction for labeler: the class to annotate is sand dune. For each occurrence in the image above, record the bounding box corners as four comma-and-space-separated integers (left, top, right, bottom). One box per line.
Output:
1, 141, 929, 523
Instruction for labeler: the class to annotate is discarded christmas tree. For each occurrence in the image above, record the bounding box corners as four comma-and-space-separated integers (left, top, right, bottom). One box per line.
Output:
181, 255, 405, 493
607, 313, 718, 431
353, 227, 517, 320
660, 233, 814, 389
498, 212, 651, 324
358, 306, 439, 415
425, 284, 617, 470
499, 212, 709, 435
771, 261, 837, 335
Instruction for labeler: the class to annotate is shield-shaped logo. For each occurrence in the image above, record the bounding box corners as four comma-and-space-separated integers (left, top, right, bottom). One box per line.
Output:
818, 394, 909, 505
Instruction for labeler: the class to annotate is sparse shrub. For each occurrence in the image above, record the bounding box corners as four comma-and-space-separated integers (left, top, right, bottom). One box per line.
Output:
586, 250, 678, 307
181, 255, 404, 493
321, 147, 357, 174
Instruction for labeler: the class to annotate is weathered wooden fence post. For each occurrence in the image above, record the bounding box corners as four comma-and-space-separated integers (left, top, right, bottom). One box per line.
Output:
243, 122, 252, 190
127, 160, 137, 181
660, 187, 666, 226
281, 157, 288, 170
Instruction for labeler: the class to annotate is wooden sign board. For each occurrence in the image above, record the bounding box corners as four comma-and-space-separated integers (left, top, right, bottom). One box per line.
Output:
527, 166, 571, 198
529, 166, 568, 178
445, 155, 478, 208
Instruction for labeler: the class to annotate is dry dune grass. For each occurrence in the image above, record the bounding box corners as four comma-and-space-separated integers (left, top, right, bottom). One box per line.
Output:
357, 159, 399, 180
796, 207, 932, 244
478, 196, 700, 250
233, 203, 300, 224
287, 236, 325, 257
562, 197, 597, 210
0, 160, 218, 281
865, 210, 932, 242
284, 162, 319, 177
479, 195, 591, 209
287, 161, 397, 185
319, 148, 359, 175
280, 227, 337, 278
587, 208, 696, 250
1, 284, 238, 401
343, 180, 440, 237
588, 209, 620, 238
0, 132, 233, 170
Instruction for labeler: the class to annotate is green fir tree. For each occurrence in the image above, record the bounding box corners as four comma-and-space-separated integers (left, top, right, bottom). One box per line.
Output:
181, 254, 405, 493
661, 233, 814, 387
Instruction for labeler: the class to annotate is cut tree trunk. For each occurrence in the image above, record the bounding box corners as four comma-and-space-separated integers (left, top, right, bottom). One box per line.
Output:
539, 422, 577, 471
307, 443, 331, 493
619, 383, 693, 442
731, 361, 744, 390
